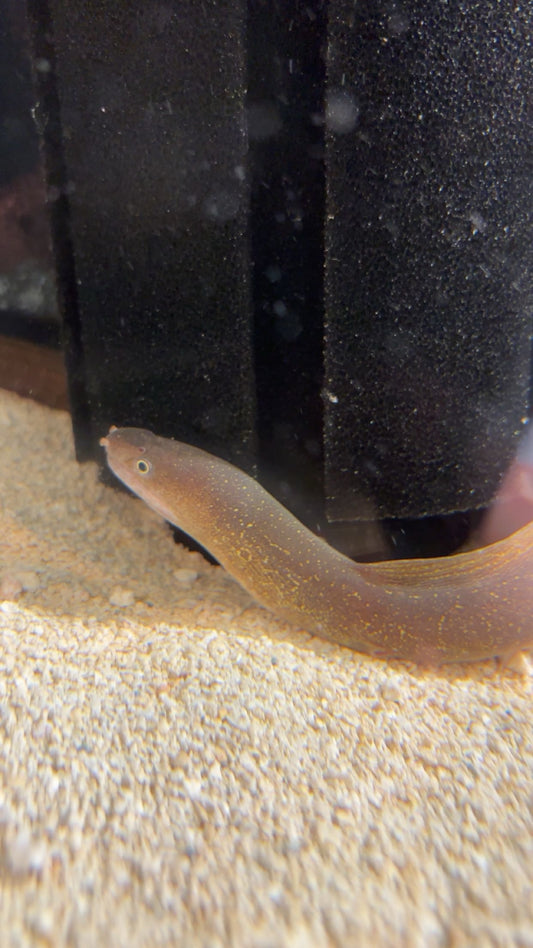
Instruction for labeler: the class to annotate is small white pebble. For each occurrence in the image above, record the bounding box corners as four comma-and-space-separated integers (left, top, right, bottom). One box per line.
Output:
380, 682, 402, 702
183, 779, 203, 800
27, 908, 55, 940
6, 829, 48, 876
173, 568, 199, 585
109, 586, 135, 608
0, 600, 17, 614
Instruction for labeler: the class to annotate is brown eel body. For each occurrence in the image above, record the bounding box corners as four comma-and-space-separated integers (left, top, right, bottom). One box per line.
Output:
100, 427, 533, 665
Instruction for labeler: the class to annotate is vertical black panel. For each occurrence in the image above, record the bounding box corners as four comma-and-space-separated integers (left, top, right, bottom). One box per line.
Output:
324, 0, 532, 520
247, 0, 326, 519
29, 0, 254, 465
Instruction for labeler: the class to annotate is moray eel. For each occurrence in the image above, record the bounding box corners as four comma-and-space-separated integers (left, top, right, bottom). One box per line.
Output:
100, 427, 533, 665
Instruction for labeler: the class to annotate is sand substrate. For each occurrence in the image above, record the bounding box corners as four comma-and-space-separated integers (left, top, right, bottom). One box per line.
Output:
0, 388, 531, 947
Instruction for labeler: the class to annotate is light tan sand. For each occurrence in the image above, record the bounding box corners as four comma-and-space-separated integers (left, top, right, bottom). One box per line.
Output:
0, 387, 531, 947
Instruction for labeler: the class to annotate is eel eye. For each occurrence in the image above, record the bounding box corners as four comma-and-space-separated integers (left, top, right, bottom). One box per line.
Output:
136, 458, 152, 474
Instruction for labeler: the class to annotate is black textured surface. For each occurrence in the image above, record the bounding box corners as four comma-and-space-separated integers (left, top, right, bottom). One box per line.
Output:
324, 0, 532, 519
28, 0, 254, 466
0, 2, 40, 186
247, 0, 326, 520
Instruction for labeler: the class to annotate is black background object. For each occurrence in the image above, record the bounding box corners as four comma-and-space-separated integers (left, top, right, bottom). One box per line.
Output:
0, 0, 40, 186
24, 0, 533, 555
28, 0, 255, 468
324, 0, 532, 520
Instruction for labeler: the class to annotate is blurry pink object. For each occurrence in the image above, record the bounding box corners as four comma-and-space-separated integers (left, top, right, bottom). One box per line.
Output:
480, 423, 533, 545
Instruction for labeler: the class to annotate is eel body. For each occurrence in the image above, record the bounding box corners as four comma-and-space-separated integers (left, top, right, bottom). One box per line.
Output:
100, 427, 533, 665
